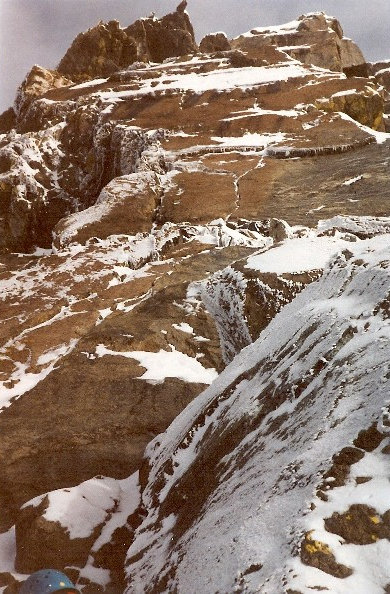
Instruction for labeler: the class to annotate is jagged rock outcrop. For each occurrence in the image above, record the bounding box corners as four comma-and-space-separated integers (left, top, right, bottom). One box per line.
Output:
125, 1, 197, 63
53, 171, 160, 246
14, 65, 73, 121
374, 65, 390, 101
15, 477, 123, 574
57, 2, 197, 82
0, 108, 16, 134
315, 84, 384, 130
232, 12, 366, 73
58, 20, 137, 81
202, 254, 321, 363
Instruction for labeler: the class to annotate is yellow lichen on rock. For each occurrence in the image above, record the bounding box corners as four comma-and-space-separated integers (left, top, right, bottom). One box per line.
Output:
370, 515, 381, 524
304, 534, 332, 556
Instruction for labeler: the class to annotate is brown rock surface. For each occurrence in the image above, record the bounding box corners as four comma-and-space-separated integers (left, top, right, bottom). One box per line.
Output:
125, 2, 197, 63
158, 170, 237, 224
300, 532, 352, 578
232, 12, 366, 73
54, 172, 160, 246
15, 497, 96, 572
199, 32, 231, 53
324, 504, 390, 545
57, 20, 137, 81
0, 108, 16, 134
0, 236, 259, 528
1, 7, 390, 589
14, 65, 73, 120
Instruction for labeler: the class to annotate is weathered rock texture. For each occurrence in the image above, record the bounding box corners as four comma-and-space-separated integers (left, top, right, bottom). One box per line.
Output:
232, 12, 366, 73
125, 1, 197, 63
0, 6, 390, 593
199, 32, 231, 53
123, 235, 390, 594
57, 20, 137, 81
14, 65, 73, 120
1, 47, 386, 252
57, 2, 197, 81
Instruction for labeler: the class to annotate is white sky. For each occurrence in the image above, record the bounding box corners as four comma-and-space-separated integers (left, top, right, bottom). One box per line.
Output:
0, 0, 389, 112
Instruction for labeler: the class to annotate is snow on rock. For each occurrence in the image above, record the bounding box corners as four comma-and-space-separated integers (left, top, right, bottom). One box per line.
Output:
172, 322, 194, 334
318, 215, 390, 238
232, 12, 366, 74
15, 474, 141, 583
0, 338, 78, 410
235, 18, 302, 39
288, 440, 390, 593
0, 528, 16, 574
211, 131, 287, 149
201, 227, 367, 366
96, 63, 313, 101
26, 476, 121, 540
200, 266, 252, 364
124, 233, 390, 594
182, 219, 272, 249
246, 235, 352, 274
339, 112, 390, 144
343, 174, 364, 186
95, 343, 218, 385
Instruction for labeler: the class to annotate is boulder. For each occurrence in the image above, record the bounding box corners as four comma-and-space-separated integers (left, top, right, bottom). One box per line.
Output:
57, 3, 197, 83
199, 32, 231, 53
315, 83, 384, 130
15, 477, 119, 573
53, 172, 160, 247
375, 67, 390, 100
340, 38, 366, 69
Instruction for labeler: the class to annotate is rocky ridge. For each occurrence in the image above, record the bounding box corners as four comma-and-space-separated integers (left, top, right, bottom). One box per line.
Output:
0, 5, 390, 593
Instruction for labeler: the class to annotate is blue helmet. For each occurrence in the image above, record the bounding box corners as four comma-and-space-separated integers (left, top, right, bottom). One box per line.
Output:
19, 569, 79, 594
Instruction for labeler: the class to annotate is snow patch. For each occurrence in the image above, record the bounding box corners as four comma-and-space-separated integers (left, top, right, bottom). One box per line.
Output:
95, 344, 218, 385
246, 236, 351, 274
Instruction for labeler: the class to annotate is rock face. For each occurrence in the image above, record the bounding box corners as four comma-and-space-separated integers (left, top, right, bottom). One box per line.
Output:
0, 108, 16, 134
57, 3, 197, 81
14, 65, 73, 120
1, 5, 390, 593
125, 2, 197, 63
1, 45, 386, 252
58, 20, 137, 81
124, 234, 390, 594
232, 12, 366, 73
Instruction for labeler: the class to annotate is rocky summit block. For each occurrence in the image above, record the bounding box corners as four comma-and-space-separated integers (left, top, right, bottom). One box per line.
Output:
125, 0, 197, 64
57, 2, 197, 82
232, 12, 366, 74
57, 19, 138, 81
